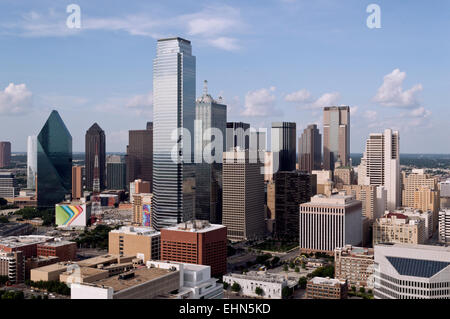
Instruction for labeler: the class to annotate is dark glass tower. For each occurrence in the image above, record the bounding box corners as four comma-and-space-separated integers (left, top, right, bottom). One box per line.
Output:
194, 81, 227, 224
271, 122, 296, 172
298, 124, 322, 173
226, 122, 250, 151
126, 122, 153, 189
37, 110, 72, 208
85, 123, 106, 191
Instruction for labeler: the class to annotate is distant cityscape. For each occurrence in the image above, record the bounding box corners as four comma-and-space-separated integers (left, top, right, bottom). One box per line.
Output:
1, 32, 450, 303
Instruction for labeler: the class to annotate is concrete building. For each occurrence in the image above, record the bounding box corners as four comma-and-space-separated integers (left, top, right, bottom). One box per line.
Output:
271, 171, 314, 239
27, 136, 37, 190
223, 271, 295, 299
0, 141, 11, 168
226, 122, 250, 151
0, 172, 19, 199
0, 250, 24, 284
160, 220, 227, 276
358, 129, 400, 211
107, 162, 126, 190
37, 240, 77, 262
335, 245, 375, 288
299, 194, 363, 254
312, 170, 333, 196
129, 179, 151, 204
298, 124, 321, 173
374, 244, 450, 299
222, 150, 265, 241
85, 123, 106, 191
109, 226, 160, 262
30, 262, 73, 282
400, 208, 433, 239
440, 180, 450, 209
306, 277, 348, 299
71, 166, 83, 200
132, 193, 153, 226
334, 167, 354, 190
25, 256, 59, 279
0, 235, 54, 258
323, 106, 350, 171
439, 209, 450, 244
263, 151, 274, 182
126, 123, 153, 190
373, 212, 425, 245
342, 184, 386, 221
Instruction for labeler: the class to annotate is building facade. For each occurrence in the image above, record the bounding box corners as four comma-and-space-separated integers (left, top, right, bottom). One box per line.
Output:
0, 172, 19, 199
85, 123, 106, 191
0, 141, 11, 168
306, 277, 348, 299
226, 122, 250, 151
323, 106, 350, 171
373, 212, 425, 245
72, 166, 83, 200
334, 245, 375, 288
298, 124, 321, 173
27, 136, 38, 190
109, 226, 160, 262
126, 123, 153, 188
271, 122, 296, 172
439, 209, 450, 244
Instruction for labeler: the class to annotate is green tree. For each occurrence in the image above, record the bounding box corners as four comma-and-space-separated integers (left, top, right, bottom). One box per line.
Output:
283, 264, 289, 272
351, 286, 356, 293
255, 287, 263, 296
0, 216, 9, 223
289, 261, 295, 269
295, 267, 300, 273
0, 275, 9, 285
223, 282, 229, 290
231, 282, 241, 293
271, 256, 280, 267
282, 286, 292, 299
359, 287, 366, 294
0, 198, 7, 206
298, 277, 308, 289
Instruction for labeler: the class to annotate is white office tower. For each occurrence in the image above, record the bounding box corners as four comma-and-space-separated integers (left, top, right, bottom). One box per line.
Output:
152, 37, 196, 230
27, 135, 37, 190
374, 244, 450, 299
299, 194, 363, 254
359, 129, 400, 211
439, 209, 450, 244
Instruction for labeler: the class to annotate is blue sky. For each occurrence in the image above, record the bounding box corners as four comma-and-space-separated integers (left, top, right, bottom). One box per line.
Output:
0, 0, 449, 153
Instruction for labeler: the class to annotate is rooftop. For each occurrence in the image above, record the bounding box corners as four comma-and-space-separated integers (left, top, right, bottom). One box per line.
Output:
0, 235, 53, 248
164, 220, 225, 233
89, 267, 177, 292
38, 240, 76, 248
110, 226, 160, 236
76, 254, 134, 268
309, 277, 345, 286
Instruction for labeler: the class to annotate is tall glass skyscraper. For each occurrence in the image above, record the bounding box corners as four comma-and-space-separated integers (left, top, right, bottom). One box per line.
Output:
194, 81, 227, 224
37, 110, 72, 208
152, 37, 196, 230
271, 122, 296, 172
27, 135, 37, 190
85, 123, 106, 191
323, 106, 350, 171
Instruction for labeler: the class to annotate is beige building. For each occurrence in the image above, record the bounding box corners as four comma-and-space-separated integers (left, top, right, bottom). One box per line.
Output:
334, 167, 354, 190
373, 212, 425, 245
342, 184, 386, 221
109, 226, 160, 262
30, 262, 73, 282
323, 106, 350, 171
60, 267, 109, 284
266, 180, 275, 220
334, 245, 374, 288
312, 170, 333, 196
222, 150, 265, 241
402, 169, 440, 229
306, 277, 348, 299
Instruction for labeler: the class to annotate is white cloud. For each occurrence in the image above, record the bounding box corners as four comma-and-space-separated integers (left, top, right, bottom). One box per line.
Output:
207, 37, 240, 51
284, 89, 312, 103
95, 91, 153, 118
408, 106, 431, 118
363, 110, 377, 120
373, 69, 423, 108
310, 92, 341, 108
125, 92, 153, 109
0, 83, 33, 115
242, 87, 281, 117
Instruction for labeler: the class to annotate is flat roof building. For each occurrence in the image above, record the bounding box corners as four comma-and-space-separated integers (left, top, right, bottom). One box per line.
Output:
109, 226, 160, 262
335, 245, 374, 288
306, 277, 348, 299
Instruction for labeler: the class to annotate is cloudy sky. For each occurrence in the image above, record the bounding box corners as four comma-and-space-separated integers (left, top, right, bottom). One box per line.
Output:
0, 0, 449, 153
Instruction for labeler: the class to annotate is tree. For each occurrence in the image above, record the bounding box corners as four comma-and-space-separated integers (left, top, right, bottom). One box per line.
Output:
255, 287, 263, 296
0, 198, 7, 206
0, 275, 9, 285
283, 264, 289, 272
231, 282, 241, 293
223, 282, 229, 290
289, 261, 295, 269
271, 256, 280, 267
351, 286, 356, 293
282, 286, 292, 299
0, 216, 9, 223
359, 287, 366, 294
295, 267, 300, 273
298, 277, 308, 289
368, 289, 373, 294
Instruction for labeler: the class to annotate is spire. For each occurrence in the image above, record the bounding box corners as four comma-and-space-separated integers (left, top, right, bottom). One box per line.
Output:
203, 80, 208, 96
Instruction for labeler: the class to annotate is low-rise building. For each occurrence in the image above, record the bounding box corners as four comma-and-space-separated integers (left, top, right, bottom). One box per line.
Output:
222, 271, 295, 299
334, 245, 374, 288
25, 256, 60, 279
373, 212, 425, 245
109, 226, 160, 262
0, 250, 24, 284
30, 262, 74, 282
37, 240, 77, 261
306, 277, 348, 299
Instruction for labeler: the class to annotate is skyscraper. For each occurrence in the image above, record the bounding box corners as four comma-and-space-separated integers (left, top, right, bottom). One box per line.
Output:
222, 150, 265, 241
85, 123, 106, 191
226, 122, 250, 151
37, 110, 72, 208
323, 106, 350, 171
27, 136, 37, 190
72, 166, 83, 199
298, 124, 322, 173
271, 122, 296, 172
359, 129, 400, 210
126, 123, 153, 190
107, 162, 126, 190
0, 142, 11, 168
152, 37, 196, 230
194, 80, 227, 223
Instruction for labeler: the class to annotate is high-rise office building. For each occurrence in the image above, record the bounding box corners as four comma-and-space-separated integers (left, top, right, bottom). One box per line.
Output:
323, 106, 350, 171
298, 124, 322, 173
36, 110, 72, 208
194, 81, 226, 223
0, 142, 11, 168
160, 220, 227, 276
299, 194, 362, 254
72, 166, 83, 200
439, 209, 450, 244
85, 123, 106, 191
126, 123, 153, 189
27, 136, 37, 190
271, 122, 296, 172
153, 37, 196, 230
272, 171, 314, 240
359, 129, 400, 211
222, 150, 265, 241
342, 184, 386, 221
0, 172, 19, 198
109, 226, 160, 262
107, 162, 126, 190
226, 122, 250, 151
373, 212, 425, 245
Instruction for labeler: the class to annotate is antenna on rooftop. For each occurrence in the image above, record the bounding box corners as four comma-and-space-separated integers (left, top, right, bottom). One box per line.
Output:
203, 80, 208, 96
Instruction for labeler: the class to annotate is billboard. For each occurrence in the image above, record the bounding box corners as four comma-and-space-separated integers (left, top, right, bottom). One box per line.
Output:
56, 204, 89, 226
143, 204, 151, 227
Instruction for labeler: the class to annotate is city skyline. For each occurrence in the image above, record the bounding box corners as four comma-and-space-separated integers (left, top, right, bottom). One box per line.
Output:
1, 0, 449, 154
